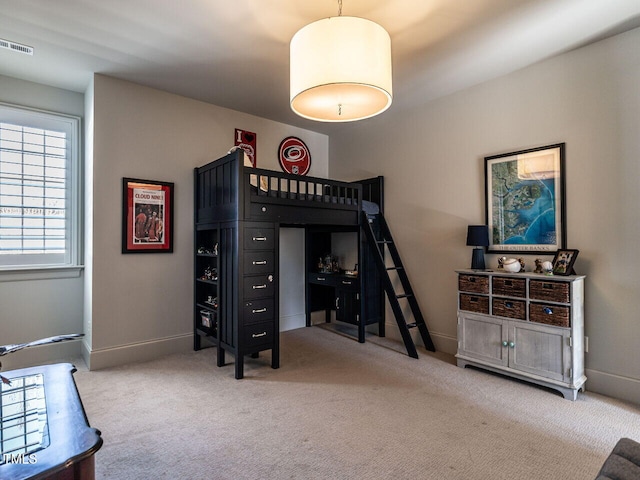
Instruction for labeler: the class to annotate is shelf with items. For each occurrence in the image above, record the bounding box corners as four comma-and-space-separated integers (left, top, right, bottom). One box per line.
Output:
194, 226, 220, 350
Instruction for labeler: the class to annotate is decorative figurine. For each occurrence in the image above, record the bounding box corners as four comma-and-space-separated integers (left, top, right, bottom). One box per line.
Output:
542, 260, 554, 275
534, 259, 544, 274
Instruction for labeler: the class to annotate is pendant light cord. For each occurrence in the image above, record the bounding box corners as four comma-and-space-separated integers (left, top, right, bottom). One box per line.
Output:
338, 0, 342, 16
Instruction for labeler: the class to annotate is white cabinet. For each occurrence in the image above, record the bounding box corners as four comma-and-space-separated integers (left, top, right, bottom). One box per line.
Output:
456, 270, 586, 400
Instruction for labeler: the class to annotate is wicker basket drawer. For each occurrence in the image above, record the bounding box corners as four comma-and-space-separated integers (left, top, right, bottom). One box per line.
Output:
492, 277, 526, 298
529, 303, 570, 327
459, 294, 489, 314
530, 280, 570, 303
492, 298, 526, 320
458, 274, 489, 294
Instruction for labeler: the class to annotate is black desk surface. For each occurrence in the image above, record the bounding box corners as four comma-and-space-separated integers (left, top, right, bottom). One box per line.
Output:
0, 363, 102, 480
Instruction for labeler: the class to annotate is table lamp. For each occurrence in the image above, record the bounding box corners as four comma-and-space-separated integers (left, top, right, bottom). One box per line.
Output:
466, 225, 489, 270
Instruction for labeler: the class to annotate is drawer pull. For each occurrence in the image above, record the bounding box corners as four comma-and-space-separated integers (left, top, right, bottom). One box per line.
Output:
469, 277, 476, 283
252, 331, 267, 338
469, 297, 478, 303
504, 280, 512, 286
543, 307, 553, 314
253, 260, 267, 265
502, 341, 508, 347
316, 277, 326, 281
252, 308, 267, 314
252, 284, 267, 289
505, 302, 514, 308
509, 341, 515, 348
252, 236, 267, 242
542, 283, 554, 289
342, 280, 352, 285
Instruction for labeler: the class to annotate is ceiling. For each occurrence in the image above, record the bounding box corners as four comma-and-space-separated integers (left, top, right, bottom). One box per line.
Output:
1, 0, 640, 134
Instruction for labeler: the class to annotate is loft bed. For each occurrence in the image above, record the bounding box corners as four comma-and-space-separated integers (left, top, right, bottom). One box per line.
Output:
194, 150, 384, 379
195, 150, 368, 227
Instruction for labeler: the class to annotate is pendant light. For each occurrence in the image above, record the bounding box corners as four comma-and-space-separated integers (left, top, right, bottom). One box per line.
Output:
290, 0, 393, 122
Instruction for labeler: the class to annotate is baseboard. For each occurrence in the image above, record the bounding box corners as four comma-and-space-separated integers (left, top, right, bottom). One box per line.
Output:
382, 322, 457, 355
85, 334, 192, 371
584, 368, 640, 406
280, 313, 306, 332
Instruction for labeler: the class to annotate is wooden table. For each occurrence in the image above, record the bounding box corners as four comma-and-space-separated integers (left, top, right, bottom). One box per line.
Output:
0, 363, 102, 480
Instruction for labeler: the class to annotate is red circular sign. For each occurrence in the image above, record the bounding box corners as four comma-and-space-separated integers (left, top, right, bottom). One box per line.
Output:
278, 136, 311, 175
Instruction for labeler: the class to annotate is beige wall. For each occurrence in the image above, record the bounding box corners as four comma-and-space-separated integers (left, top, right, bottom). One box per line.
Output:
86, 74, 328, 368
0, 75, 85, 370
329, 27, 640, 404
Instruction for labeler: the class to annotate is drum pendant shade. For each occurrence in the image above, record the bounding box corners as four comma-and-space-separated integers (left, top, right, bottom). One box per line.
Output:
290, 16, 393, 122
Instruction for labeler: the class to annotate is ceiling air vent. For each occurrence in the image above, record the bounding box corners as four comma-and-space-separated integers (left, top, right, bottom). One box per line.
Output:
0, 38, 34, 56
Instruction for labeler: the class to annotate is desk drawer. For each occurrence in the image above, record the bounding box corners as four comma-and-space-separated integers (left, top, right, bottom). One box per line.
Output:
244, 227, 274, 250
243, 298, 274, 324
243, 274, 275, 299
244, 322, 275, 348
244, 251, 274, 275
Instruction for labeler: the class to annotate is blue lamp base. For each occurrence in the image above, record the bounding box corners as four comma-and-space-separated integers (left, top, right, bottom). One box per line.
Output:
470, 248, 486, 270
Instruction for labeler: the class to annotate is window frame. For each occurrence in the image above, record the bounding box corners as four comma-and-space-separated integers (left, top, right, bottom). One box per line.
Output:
0, 102, 83, 281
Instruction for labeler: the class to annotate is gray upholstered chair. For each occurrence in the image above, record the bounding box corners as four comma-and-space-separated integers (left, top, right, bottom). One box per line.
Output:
595, 438, 640, 480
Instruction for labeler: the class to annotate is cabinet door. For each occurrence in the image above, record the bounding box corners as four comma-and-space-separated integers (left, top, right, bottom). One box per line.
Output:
458, 313, 507, 368
508, 322, 570, 382
336, 290, 359, 324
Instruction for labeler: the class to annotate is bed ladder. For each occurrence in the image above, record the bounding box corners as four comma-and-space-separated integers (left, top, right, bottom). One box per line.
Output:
361, 211, 435, 358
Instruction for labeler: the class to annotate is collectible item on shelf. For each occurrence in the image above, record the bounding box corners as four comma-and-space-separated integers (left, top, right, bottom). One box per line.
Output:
502, 258, 524, 273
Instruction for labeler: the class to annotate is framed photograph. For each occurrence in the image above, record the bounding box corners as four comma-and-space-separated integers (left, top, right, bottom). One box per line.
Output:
122, 178, 174, 253
485, 143, 566, 253
552, 249, 579, 276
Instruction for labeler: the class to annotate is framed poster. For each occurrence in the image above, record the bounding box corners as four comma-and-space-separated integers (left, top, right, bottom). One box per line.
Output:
485, 143, 566, 253
122, 178, 174, 253
278, 136, 311, 175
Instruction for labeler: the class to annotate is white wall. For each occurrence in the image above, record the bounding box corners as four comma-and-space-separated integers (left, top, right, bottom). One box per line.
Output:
329, 27, 640, 404
0, 75, 85, 370
87, 74, 328, 369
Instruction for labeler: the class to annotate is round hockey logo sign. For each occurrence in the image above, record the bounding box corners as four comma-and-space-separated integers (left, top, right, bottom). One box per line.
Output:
278, 136, 311, 175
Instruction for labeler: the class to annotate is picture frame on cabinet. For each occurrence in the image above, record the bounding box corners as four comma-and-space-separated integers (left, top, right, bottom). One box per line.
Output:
122, 177, 174, 253
485, 143, 566, 254
551, 249, 579, 275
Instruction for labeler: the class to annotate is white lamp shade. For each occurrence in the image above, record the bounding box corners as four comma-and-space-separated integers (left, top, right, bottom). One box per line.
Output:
290, 16, 393, 122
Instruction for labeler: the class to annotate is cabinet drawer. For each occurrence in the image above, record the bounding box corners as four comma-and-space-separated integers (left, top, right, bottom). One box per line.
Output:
244, 322, 275, 348
309, 273, 336, 285
244, 227, 274, 250
336, 277, 358, 291
244, 251, 274, 275
492, 277, 526, 298
458, 274, 489, 294
530, 280, 570, 303
459, 294, 489, 314
529, 302, 570, 327
492, 298, 526, 320
243, 298, 274, 324
243, 274, 275, 299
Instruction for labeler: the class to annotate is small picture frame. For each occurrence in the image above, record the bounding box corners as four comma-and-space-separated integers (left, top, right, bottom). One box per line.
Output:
551, 249, 579, 275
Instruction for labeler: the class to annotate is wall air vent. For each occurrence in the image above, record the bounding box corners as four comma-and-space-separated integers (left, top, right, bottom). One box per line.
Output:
0, 38, 34, 56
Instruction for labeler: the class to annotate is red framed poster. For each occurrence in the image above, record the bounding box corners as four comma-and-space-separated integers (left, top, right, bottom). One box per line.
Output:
278, 136, 311, 175
235, 128, 257, 167
122, 178, 174, 253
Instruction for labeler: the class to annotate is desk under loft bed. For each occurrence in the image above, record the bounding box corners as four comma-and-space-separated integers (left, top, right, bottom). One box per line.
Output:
193, 149, 385, 379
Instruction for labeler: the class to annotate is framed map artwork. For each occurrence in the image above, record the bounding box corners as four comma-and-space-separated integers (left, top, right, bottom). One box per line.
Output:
484, 143, 566, 253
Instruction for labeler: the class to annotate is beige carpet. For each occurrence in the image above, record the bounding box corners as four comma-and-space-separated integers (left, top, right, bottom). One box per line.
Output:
74, 325, 640, 480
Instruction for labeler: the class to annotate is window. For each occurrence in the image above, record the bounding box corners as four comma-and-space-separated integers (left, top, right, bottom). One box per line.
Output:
0, 103, 81, 274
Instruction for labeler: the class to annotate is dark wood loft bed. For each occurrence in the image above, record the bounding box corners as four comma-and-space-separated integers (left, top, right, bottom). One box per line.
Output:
194, 149, 384, 378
